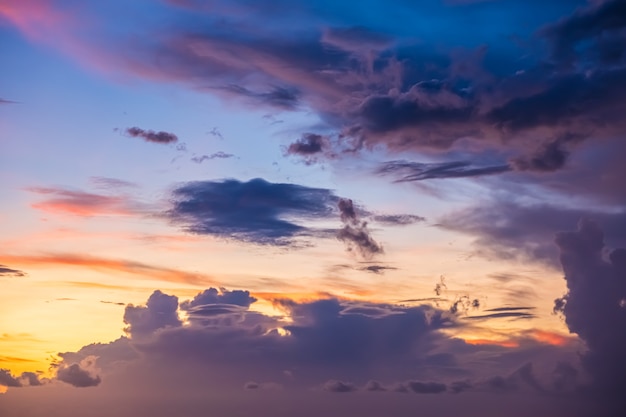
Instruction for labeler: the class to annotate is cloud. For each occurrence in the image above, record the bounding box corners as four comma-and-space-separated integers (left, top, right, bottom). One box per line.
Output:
541, 0, 626, 68
405, 381, 447, 394
359, 265, 397, 274
125, 127, 178, 144
124, 290, 183, 339
52, 290, 461, 391
0, 265, 26, 277
285, 133, 331, 164
438, 202, 626, 267
26, 186, 141, 217
554, 219, 626, 401
0, 369, 22, 387
372, 214, 426, 226
508, 134, 583, 172
376, 160, 510, 182
0, 369, 44, 388
180, 288, 257, 310
363, 380, 386, 391
336, 198, 383, 259
167, 178, 338, 245
322, 379, 357, 393
0, 253, 216, 286
190, 152, 234, 164
56, 362, 101, 388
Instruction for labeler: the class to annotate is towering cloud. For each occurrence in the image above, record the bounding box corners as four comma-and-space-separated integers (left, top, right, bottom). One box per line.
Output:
554, 219, 626, 404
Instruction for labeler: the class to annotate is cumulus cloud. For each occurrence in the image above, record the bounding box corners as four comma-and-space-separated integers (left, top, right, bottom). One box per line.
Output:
180, 288, 257, 310
167, 178, 338, 245
554, 219, 626, 401
56, 362, 101, 388
125, 127, 178, 144
123, 290, 182, 338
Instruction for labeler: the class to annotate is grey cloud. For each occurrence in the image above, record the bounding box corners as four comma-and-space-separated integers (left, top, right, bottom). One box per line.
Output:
167, 178, 337, 245
56, 363, 101, 388
377, 160, 510, 182
126, 127, 178, 144
0, 369, 22, 387
405, 381, 447, 394
0, 265, 26, 277
372, 214, 426, 226
337, 198, 383, 259
555, 219, 626, 401
123, 290, 182, 338
364, 380, 387, 391
190, 152, 234, 164
322, 379, 357, 393
438, 202, 626, 267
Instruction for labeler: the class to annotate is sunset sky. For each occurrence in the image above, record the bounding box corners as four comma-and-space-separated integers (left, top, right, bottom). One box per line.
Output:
1, 0, 625, 416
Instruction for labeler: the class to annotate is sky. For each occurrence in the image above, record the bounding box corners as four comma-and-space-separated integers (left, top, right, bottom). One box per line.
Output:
0, 0, 625, 415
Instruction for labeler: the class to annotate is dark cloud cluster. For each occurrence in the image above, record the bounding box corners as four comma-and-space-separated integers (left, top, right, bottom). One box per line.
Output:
125, 127, 178, 144
336, 198, 383, 259
167, 178, 337, 245
554, 219, 626, 404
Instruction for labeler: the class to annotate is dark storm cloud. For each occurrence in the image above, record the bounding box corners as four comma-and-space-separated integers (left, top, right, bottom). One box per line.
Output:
336, 198, 383, 258
554, 219, 626, 402
167, 178, 337, 245
125, 127, 178, 144
377, 160, 510, 182
541, 0, 626, 67
438, 202, 626, 267
56, 363, 101, 387
123, 290, 182, 338
0, 265, 26, 277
